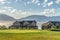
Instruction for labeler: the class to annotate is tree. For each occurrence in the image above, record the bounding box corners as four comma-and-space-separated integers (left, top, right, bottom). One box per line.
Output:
50, 25, 57, 30
0, 25, 6, 30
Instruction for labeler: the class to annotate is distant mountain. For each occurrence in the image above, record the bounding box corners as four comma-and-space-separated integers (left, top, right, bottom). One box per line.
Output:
0, 14, 16, 21
18, 15, 60, 22
0, 14, 16, 27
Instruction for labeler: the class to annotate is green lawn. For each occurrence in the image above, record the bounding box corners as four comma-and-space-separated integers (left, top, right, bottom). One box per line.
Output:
0, 29, 60, 40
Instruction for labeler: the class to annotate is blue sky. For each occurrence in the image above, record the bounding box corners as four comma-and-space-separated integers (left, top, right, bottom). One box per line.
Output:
0, 0, 60, 19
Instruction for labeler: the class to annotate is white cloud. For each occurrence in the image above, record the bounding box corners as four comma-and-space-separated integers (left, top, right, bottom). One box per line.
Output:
1, 1, 5, 4
9, 10, 30, 19
4, 7, 12, 9
0, 8, 30, 19
43, 1, 53, 7
0, 0, 11, 4
40, 8, 56, 16
31, 0, 40, 6
0, 0, 6, 4
25, 0, 40, 6
32, 0, 35, 3
56, 0, 60, 2
43, 0, 48, 7
44, 0, 48, 4
0, 0, 5, 2
47, 1, 53, 6
43, 5, 46, 7
56, 1, 59, 3
57, 0, 60, 1
10, 9, 16, 13
31, 0, 40, 3
37, 3, 40, 6
0, 9, 6, 13
4, 7, 13, 11
8, 9, 30, 19
35, 0, 40, 3
55, 0, 60, 4
21, 11, 28, 15
15, 0, 21, 2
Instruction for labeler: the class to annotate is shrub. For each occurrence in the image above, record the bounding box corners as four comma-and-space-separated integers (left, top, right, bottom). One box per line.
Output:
0, 25, 6, 30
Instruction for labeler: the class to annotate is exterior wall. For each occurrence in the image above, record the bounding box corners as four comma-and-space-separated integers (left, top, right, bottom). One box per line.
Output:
41, 21, 60, 30
9, 21, 38, 29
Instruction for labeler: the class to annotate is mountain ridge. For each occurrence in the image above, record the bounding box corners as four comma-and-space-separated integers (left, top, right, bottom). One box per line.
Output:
0, 14, 16, 21
18, 15, 60, 22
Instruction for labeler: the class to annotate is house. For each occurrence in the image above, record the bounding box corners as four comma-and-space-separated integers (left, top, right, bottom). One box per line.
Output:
9, 20, 38, 29
41, 21, 60, 30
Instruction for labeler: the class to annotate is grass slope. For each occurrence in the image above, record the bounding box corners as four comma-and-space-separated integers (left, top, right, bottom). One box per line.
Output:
0, 30, 60, 40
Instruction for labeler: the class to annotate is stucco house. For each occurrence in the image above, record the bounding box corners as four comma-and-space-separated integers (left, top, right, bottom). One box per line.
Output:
9, 20, 38, 29
41, 21, 60, 30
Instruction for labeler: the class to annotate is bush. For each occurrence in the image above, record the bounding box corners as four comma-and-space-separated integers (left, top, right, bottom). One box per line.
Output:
0, 25, 6, 30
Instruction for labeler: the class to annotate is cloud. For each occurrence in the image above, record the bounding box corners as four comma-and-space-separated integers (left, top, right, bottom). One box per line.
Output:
0, 0, 5, 2
14, 0, 22, 2
31, 0, 40, 3
25, 0, 40, 6
44, 0, 48, 4
55, 0, 60, 4
0, 0, 11, 4
10, 9, 16, 13
9, 10, 30, 19
1, 6, 30, 19
35, 0, 40, 3
0, 9, 6, 13
0, 8, 30, 19
31, 0, 35, 3
21, 11, 28, 15
0, 0, 6, 4
47, 1, 53, 6
43, 5, 46, 7
37, 3, 40, 6
31, 0, 40, 6
0, 7, 57, 19
4, 6, 12, 11
40, 8, 55, 16
43, 1, 53, 7
1, 2, 5, 4
43, 0, 48, 7
57, 0, 60, 1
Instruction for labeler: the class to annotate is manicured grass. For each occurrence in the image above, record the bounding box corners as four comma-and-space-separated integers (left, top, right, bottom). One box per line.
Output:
0, 29, 60, 40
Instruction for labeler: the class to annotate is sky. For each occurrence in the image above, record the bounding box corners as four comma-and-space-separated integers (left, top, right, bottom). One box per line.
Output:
0, 0, 60, 19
